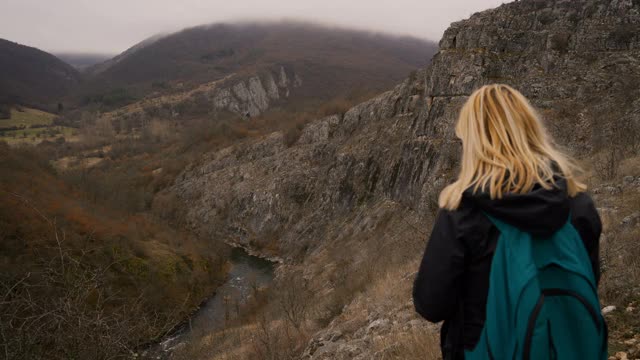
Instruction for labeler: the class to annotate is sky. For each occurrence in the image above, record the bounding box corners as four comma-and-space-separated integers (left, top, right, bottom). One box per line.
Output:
0, 0, 511, 54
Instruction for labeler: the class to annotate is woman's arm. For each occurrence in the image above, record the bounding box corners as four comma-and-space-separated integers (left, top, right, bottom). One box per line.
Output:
570, 192, 603, 284
413, 209, 466, 322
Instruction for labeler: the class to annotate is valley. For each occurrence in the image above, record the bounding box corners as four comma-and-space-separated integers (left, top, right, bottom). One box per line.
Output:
145, 247, 276, 359
0, 20, 438, 360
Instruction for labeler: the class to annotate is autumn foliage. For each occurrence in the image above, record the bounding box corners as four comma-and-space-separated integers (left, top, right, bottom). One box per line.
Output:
0, 142, 227, 359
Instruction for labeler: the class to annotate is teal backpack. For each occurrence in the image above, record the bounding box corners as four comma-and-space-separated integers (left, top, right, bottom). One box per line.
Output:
465, 213, 607, 359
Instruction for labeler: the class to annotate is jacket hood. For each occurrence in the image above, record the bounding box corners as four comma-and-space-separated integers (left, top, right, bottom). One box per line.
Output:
462, 177, 571, 237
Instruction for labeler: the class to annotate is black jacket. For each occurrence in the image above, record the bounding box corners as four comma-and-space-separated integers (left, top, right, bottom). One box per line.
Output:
412, 178, 602, 359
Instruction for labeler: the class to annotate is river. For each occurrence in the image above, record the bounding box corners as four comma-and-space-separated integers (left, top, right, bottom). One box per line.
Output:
143, 247, 276, 358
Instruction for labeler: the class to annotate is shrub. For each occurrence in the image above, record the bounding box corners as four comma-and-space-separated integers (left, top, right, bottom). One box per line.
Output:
0, 103, 10, 119
283, 123, 304, 147
272, 272, 312, 330
82, 88, 138, 108
549, 32, 571, 52
538, 12, 556, 26
152, 81, 169, 89
567, 11, 581, 26
609, 25, 636, 48
595, 147, 621, 180
0, 240, 168, 359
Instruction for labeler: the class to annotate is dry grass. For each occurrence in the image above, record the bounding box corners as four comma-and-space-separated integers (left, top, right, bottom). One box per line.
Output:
171, 324, 258, 360
372, 328, 440, 360
585, 153, 640, 354
598, 187, 640, 305
172, 317, 308, 360
618, 156, 640, 180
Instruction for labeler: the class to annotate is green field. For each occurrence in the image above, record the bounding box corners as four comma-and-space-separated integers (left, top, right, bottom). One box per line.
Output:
1, 107, 57, 128
0, 107, 77, 145
1, 126, 77, 145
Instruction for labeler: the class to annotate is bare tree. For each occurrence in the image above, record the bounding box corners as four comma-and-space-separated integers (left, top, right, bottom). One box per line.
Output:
0, 193, 186, 359
274, 273, 311, 331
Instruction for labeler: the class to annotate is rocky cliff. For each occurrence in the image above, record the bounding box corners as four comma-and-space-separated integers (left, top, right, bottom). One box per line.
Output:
102, 65, 303, 125
169, 1, 640, 358
174, 0, 639, 256
212, 65, 302, 117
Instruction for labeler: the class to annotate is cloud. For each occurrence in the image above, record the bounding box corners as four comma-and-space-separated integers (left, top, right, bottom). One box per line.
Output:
0, 0, 510, 54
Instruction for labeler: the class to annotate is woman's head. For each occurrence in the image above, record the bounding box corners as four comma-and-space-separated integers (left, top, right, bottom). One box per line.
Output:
439, 84, 586, 210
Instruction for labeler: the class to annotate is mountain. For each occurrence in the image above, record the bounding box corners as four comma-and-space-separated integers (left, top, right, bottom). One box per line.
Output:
79, 22, 438, 109
164, 0, 640, 358
85, 33, 167, 76
53, 52, 114, 71
0, 39, 81, 109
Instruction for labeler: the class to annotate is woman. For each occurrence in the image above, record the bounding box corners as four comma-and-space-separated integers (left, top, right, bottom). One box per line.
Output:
412, 84, 602, 359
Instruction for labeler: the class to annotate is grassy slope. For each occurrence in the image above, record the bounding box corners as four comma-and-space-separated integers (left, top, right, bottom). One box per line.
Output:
3, 107, 56, 126
0, 107, 77, 144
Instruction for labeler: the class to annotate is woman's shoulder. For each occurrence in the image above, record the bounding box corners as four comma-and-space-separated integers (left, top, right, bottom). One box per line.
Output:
569, 191, 601, 226
569, 190, 596, 208
436, 197, 493, 245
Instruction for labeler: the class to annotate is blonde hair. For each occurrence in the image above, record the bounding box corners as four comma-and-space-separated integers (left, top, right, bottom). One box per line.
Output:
439, 84, 586, 210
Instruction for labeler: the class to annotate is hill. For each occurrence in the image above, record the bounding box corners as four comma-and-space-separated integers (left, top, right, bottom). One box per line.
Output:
53, 52, 114, 70
84, 33, 167, 76
0, 39, 81, 110
78, 22, 437, 109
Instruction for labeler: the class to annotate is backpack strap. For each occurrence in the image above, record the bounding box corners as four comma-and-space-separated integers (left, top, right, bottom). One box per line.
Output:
470, 211, 539, 359
481, 211, 509, 233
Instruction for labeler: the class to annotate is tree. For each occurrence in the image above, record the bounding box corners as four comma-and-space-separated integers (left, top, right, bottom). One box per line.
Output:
0, 103, 10, 119
274, 272, 311, 331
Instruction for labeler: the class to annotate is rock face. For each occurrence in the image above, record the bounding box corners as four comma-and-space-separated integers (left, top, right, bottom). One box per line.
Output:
432, 0, 640, 153
175, 0, 639, 251
169, 1, 640, 358
220, 68, 300, 117
104, 66, 302, 123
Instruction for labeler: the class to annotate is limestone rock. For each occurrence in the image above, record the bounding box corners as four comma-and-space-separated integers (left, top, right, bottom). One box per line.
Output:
621, 212, 640, 227
366, 318, 390, 334
615, 351, 628, 360
279, 66, 289, 88
207, 68, 301, 117
232, 81, 250, 102
264, 73, 280, 100
297, 115, 341, 145
212, 88, 240, 113
247, 76, 269, 112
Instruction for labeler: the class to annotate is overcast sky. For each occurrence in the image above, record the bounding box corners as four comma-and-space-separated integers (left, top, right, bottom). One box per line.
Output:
0, 0, 511, 54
